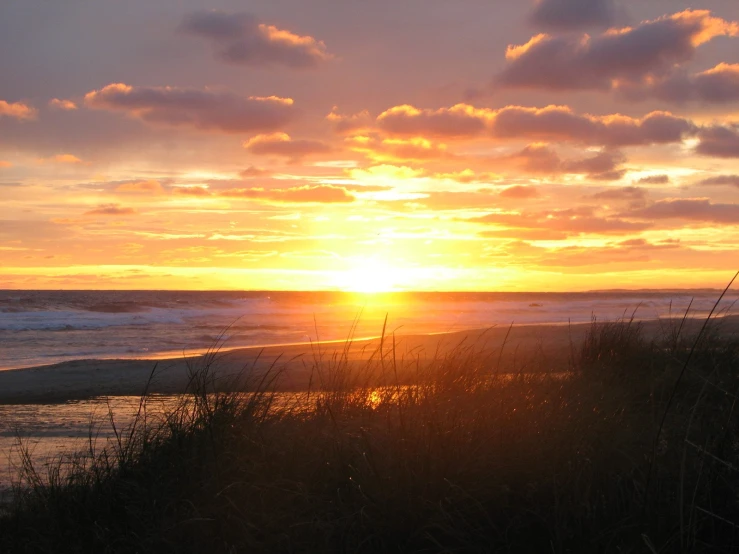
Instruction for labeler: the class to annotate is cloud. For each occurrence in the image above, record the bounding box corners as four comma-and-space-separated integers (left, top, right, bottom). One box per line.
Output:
180, 11, 332, 68
243, 132, 332, 159
84, 203, 136, 216
619, 63, 739, 104
173, 186, 211, 196
376, 103, 696, 146
698, 175, 739, 188
433, 169, 499, 183
529, 0, 618, 31
625, 198, 739, 224
84, 83, 295, 133
695, 125, 739, 158
348, 164, 424, 181
327, 108, 372, 134
0, 161, 12, 168
0, 100, 37, 120
347, 135, 451, 162
490, 105, 696, 147
49, 98, 78, 111
589, 186, 648, 207
511, 144, 626, 179
44, 154, 83, 164
115, 180, 164, 194
377, 104, 492, 138
220, 184, 355, 203
240, 166, 272, 178
470, 206, 650, 236
637, 174, 670, 185
499, 185, 540, 199
496, 10, 739, 92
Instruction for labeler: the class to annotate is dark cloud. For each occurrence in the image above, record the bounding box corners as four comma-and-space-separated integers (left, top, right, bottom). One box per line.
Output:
496, 10, 739, 92
220, 184, 355, 203
491, 105, 697, 147
562, 149, 624, 174
619, 63, 739, 104
625, 198, 739, 224
243, 133, 332, 159
180, 11, 332, 68
589, 186, 648, 207
84, 83, 296, 133
695, 125, 739, 158
512, 144, 626, 179
529, 0, 618, 31
590, 169, 627, 181
698, 175, 739, 188
84, 204, 136, 216
637, 174, 670, 185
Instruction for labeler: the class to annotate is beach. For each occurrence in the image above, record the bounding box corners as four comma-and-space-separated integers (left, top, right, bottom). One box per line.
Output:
2, 315, 737, 404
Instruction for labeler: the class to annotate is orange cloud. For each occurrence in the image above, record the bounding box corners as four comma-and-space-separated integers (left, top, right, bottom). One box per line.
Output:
377, 104, 493, 138
327, 108, 372, 134
84, 204, 136, 216
180, 11, 332, 68
49, 98, 78, 110
0, 99, 37, 120
498, 185, 540, 199
173, 186, 211, 196
348, 135, 451, 162
0, 161, 12, 168
115, 180, 164, 194
220, 184, 355, 203
434, 169, 499, 184
85, 83, 295, 133
470, 206, 651, 236
243, 133, 332, 159
375, 103, 697, 147
50, 154, 83, 164
240, 166, 272, 178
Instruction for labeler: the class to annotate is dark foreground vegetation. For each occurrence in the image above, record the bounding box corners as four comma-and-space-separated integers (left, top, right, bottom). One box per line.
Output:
2, 309, 739, 553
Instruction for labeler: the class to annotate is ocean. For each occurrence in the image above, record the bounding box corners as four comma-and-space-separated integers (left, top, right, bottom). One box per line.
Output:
1, 289, 737, 371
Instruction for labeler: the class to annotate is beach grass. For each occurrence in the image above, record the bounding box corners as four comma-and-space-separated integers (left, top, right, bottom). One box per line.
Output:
2, 310, 739, 552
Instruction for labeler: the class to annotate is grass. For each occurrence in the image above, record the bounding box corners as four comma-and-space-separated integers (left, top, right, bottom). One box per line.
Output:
2, 307, 739, 552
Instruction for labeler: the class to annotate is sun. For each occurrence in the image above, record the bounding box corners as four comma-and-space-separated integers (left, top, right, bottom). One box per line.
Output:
336, 259, 404, 293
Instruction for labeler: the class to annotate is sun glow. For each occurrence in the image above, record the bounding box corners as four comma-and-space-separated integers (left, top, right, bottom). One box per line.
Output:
336, 259, 407, 293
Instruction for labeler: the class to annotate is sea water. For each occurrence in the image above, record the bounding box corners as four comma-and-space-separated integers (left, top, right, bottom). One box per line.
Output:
1, 289, 737, 370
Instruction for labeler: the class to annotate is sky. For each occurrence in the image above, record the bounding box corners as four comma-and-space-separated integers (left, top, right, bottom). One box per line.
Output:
1, 0, 739, 291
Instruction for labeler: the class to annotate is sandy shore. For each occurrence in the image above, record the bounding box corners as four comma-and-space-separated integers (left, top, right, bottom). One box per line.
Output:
1, 316, 737, 404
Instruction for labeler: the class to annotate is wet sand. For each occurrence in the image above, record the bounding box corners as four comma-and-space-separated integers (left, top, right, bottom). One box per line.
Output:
1, 316, 736, 404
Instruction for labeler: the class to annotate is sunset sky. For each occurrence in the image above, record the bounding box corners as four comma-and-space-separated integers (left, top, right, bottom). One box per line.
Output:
1, 0, 739, 291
